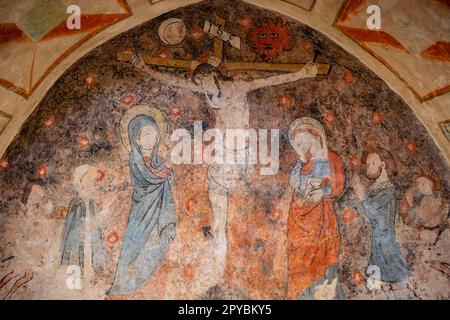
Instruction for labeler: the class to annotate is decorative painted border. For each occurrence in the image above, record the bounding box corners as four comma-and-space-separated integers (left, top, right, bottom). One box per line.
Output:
281, 0, 316, 12
0, 0, 132, 99
334, 0, 450, 102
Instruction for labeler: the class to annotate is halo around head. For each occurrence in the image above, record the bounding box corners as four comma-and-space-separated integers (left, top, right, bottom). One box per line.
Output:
120, 105, 167, 152
288, 117, 326, 145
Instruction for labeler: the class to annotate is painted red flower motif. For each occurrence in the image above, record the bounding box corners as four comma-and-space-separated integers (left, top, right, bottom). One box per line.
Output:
342, 71, 353, 84
168, 105, 182, 118
341, 208, 357, 224
351, 270, 365, 286
43, 115, 56, 127
279, 95, 293, 108
120, 94, 135, 107
405, 140, 417, 155
322, 111, 337, 128
372, 112, 384, 123
85, 76, 95, 86
192, 26, 204, 41
55, 206, 68, 219
106, 231, 119, 245
240, 16, 253, 30
37, 163, 48, 178
349, 154, 360, 169
96, 169, 106, 183
77, 135, 91, 149
0, 159, 10, 170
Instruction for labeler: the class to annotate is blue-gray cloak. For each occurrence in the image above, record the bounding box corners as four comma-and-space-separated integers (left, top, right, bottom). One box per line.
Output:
60, 198, 105, 274
108, 115, 176, 296
363, 186, 411, 282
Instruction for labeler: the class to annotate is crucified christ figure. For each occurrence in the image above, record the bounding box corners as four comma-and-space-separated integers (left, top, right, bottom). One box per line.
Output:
130, 54, 318, 287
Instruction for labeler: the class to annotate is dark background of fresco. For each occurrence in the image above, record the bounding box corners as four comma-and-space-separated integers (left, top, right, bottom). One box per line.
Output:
0, 0, 448, 299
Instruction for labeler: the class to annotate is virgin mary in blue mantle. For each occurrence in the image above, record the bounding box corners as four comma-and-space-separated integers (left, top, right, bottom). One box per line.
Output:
109, 113, 176, 296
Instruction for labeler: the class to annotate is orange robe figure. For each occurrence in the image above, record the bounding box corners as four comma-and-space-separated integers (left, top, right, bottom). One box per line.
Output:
287, 150, 345, 299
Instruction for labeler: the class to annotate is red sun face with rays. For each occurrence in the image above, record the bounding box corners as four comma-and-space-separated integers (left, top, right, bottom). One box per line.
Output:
249, 19, 293, 58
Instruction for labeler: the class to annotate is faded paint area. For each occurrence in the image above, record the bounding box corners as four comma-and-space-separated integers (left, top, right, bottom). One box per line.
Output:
0, 0, 449, 300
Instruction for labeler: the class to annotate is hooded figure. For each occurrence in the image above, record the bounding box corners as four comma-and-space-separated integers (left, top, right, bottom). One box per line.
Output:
60, 164, 105, 274
108, 114, 176, 296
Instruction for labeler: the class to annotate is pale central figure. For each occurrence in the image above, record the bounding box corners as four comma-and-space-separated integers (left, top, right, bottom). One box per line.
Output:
131, 55, 318, 287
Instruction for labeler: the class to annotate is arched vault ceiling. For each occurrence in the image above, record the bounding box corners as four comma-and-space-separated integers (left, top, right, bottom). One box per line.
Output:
0, 0, 449, 162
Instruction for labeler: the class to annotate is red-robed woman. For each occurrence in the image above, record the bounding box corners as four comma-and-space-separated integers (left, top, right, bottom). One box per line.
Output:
287, 117, 345, 300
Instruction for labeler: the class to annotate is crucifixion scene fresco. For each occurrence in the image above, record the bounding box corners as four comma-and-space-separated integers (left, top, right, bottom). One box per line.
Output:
0, 0, 448, 300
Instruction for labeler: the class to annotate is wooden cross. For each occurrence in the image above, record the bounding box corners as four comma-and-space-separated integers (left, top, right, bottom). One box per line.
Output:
117, 16, 330, 75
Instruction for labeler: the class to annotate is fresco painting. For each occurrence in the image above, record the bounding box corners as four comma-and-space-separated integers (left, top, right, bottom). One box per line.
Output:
287, 117, 345, 299
0, 0, 131, 97
0, 0, 449, 300
335, 0, 450, 101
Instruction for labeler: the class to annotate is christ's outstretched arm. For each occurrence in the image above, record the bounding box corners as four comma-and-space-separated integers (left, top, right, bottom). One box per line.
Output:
130, 55, 199, 92
244, 62, 318, 92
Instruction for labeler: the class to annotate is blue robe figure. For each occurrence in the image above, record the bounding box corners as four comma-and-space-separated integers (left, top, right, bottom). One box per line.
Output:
363, 186, 411, 282
108, 115, 176, 296
60, 198, 85, 269
60, 198, 105, 274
